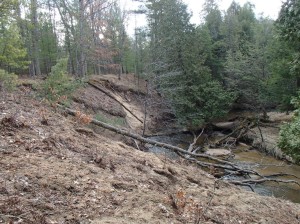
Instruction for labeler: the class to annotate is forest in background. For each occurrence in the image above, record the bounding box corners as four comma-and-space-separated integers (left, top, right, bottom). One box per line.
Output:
0, 0, 300, 161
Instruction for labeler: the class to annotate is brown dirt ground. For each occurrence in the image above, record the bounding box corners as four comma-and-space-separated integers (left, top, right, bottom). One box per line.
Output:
73, 86, 126, 118
80, 74, 174, 133
0, 80, 300, 224
245, 112, 295, 161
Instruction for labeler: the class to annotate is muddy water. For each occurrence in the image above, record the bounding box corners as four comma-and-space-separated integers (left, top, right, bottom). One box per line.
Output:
147, 134, 195, 159
147, 134, 300, 203
234, 150, 300, 203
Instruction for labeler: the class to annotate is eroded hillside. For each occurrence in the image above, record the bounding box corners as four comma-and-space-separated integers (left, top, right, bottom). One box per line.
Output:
0, 76, 300, 224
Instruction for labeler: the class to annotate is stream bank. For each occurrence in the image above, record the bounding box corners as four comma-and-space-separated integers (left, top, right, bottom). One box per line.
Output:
234, 150, 300, 203
79, 75, 299, 204
86, 75, 300, 204
1, 76, 299, 223
147, 132, 300, 204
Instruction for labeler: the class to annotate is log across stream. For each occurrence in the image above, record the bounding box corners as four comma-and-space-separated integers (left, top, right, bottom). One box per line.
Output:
62, 106, 300, 203
146, 133, 300, 203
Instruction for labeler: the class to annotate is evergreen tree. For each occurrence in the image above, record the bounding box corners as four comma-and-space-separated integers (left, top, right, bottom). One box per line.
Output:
201, 0, 226, 80
39, 14, 59, 74
146, 0, 234, 127
276, 0, 300, 161
276, 0, 300, 88
223, 2, 268, 110
0, 0, 28, 72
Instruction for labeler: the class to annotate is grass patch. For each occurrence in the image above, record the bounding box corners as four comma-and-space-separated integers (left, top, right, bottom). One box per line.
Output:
94, 112, 126, 127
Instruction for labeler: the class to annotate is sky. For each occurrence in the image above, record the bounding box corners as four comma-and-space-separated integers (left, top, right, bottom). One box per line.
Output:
186, 0, 283, 24
121, 0, 283, 36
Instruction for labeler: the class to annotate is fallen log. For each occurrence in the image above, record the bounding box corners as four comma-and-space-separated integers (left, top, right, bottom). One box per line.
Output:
143, 129, 189, 137
62, 107, 244, 167
62, 106, 263, 176
61, 106, 300, 188
213, 121, 238, 130
88, 80, 143, 124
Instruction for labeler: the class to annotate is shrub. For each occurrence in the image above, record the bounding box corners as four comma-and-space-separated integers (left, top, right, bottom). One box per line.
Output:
42, 58, 81, 103
278, 93, 300, 163
164, 80, 235, 128
0, 69, 18, 91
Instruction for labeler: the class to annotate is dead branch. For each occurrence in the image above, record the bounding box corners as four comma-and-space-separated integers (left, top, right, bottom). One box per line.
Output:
133, 139, 140, 151
215, 120, 255, 146
236, 122, 255, 140
256, 118, 264, 144
180, 155, 259, 176
62, 106, 252, 171
88, 80, 143, 123
264, 173, 300, 179
229, 178, 300, 187
61, 106, 300, 188
215, 126, 243, 146
187, 129, 204, 153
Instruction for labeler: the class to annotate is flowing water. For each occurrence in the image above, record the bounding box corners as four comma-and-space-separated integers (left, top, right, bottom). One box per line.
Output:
233, 150, 300, 203
147, 133, 300, 203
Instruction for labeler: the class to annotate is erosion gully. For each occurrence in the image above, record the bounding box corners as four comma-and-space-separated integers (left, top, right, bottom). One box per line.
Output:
147, 133, 300, 203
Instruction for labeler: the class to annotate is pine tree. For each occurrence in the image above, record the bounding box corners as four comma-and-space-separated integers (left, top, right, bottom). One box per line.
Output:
145, 0, 234, 127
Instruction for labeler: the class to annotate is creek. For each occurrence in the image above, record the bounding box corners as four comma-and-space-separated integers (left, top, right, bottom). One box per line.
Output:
147, 133, 300, 203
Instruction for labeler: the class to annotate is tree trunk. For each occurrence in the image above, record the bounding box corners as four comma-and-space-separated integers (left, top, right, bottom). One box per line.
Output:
76, 0, 86, 77
30, 0, 41, 76
54, 0, 76, 75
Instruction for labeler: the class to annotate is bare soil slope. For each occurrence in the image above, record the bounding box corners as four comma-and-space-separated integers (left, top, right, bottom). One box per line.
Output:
0, 80, 300, 223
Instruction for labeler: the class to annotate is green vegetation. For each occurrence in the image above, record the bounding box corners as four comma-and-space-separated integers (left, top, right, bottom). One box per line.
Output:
279, 94, 300, 163
94, 113, 126, 127
0, 0, 299, 136
0, 69, 18, 91
42, 58, 81, 103
146, 0, 235, 128
0, 1, 28, 72
276, 0, 300, 162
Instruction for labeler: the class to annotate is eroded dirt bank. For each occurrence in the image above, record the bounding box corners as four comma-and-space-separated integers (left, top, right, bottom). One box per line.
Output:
0, 77, 300, 223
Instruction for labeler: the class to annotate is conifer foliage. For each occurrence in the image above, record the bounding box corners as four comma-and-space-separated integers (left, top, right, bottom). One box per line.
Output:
0, 0, 299, 131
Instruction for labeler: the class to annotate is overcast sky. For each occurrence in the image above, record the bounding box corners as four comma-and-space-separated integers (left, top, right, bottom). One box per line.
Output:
121, 0, 284, 35
186, 0, 283, 24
